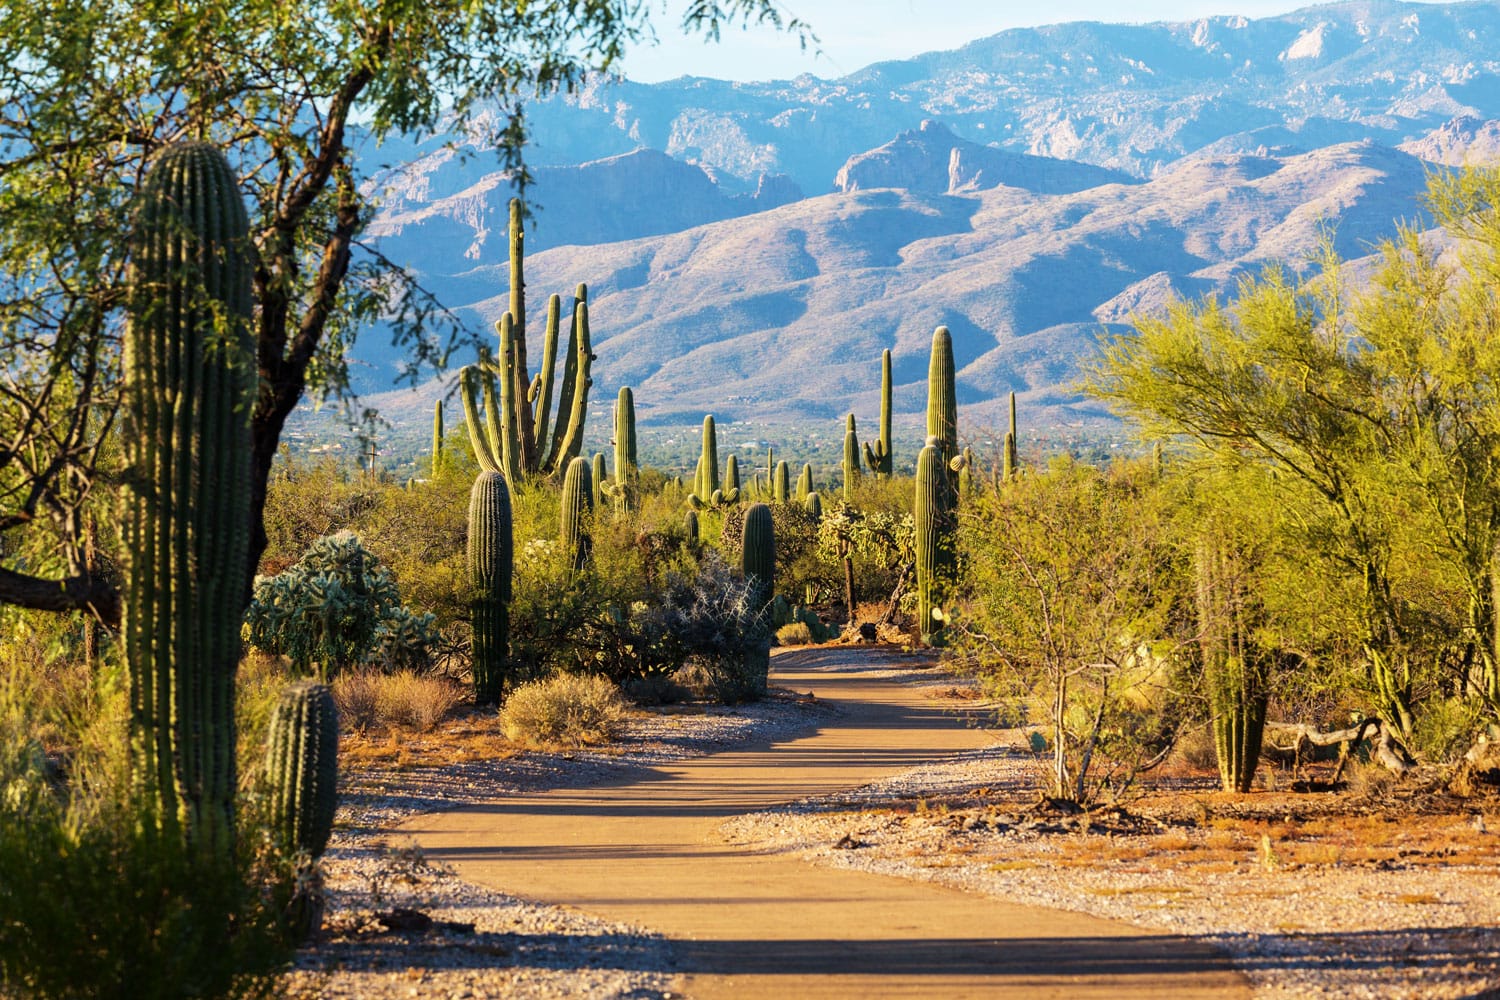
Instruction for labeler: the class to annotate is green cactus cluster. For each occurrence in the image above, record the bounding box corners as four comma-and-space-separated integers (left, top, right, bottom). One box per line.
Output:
460, 199, 594, 483
863, 348, 894, 478
122, 141, 255, 857
468, 470, 514, 705
689, 414, 739, 509
264, 680, 340, 860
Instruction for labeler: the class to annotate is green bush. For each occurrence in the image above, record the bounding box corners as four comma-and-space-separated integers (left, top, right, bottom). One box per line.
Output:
499, 673, 628, 748
243, 531, 437, 680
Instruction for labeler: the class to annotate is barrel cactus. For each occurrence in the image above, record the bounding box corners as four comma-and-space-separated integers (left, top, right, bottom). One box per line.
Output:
122, 141, 255, 857
468, 471, 514, 705
265, 680, 339, 859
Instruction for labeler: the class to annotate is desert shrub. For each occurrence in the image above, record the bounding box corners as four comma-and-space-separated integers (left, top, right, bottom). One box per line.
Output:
643, 552, 771, 703
499, 673, 628, 748
332, 670, 380, 732
776, 622, 814, 646
243, 531, 438, 680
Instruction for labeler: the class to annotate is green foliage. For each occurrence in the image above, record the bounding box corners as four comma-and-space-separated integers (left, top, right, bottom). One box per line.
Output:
264, 680, 339, 860
244, 532, 437, 680
1089, 169, 1500, 746
647, 553, 771, 703
952, 458, 1186, 803
499, 673, 627, 749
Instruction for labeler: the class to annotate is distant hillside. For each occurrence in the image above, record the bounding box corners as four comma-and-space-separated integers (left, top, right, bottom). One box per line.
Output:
343, 0, 1498, 428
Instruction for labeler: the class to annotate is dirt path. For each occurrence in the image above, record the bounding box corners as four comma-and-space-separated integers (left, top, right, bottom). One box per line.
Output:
401, 648, 1250, 998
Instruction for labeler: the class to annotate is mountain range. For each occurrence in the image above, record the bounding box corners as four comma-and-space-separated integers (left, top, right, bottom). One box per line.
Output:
345, 0, 1500, 438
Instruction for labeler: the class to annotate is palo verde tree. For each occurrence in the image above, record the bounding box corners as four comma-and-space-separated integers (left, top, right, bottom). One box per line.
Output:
1089, 167, 1500, 746
0, 0, 811, 628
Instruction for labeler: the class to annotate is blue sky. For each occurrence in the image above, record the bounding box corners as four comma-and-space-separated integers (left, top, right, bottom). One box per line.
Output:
618, 0, 1468, 82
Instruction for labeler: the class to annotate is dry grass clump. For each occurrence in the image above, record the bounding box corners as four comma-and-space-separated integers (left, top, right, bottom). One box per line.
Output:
776, 622, 815, 646
332, 670, 464, 733
499, 672, 628, 749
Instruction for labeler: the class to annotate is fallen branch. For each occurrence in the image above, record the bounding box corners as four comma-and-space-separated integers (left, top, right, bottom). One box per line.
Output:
1263, 717, 1414, 779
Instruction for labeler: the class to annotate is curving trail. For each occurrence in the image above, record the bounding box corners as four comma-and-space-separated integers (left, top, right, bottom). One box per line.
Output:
401, 648, 1250, 999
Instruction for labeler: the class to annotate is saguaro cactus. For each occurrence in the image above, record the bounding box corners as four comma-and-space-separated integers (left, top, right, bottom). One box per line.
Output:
927, 325, 957, 466
591, 451, 607, 511
774, 460, 790, 504
863, 348, 894, 477
600, 385, 637, 513
468, 470, 513, 705
914, 442, 953, 646
265, 680, 340, 859
1004, 390, 1019, 482
461, 271, 593, 479
560, 456, 594, 572
684, 509, 700, 545
796, 463, 814, 501
843, 414, 861, 500
689, 414, 737, 508
803, 491, 823, 521
742, 503, 776, 611
1196, 534, 1271, 793
122, 141, 255, 857
432, 399, 444, 477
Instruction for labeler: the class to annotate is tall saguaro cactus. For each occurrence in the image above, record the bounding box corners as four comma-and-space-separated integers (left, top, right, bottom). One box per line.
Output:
1004, 390, 1019, 482
468, 471, 513, 705
926, 327, 959, 512
1196, 534, 1271, 793
600, 385, 637, 513
796, 463, 813, 501
459, 213, 594, 482
773, 460, 790, 504
690, 414, 737, 508
863, 348, 894, 477
432, 400, 444, 477
122, 141, 255, 859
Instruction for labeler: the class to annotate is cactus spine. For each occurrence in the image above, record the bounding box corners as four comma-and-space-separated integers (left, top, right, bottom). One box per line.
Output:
863, 348, 894, 477
773, 460, 790, 504
843, 413, 860, 500
467, 470, 513, 705
265, 680, 340, 859
122, 141, 254, 857
914, 442, 953, 646
560, 456, 594, 572
432, 399, 444, 477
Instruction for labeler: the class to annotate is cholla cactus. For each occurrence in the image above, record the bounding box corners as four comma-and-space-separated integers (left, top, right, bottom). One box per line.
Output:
243, 532, 429, 680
